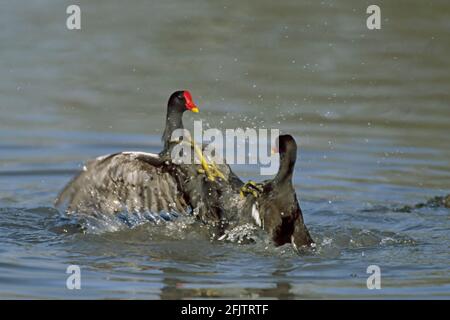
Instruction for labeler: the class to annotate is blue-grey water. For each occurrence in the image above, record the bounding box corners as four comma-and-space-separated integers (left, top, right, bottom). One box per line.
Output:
0, 0, 449, 299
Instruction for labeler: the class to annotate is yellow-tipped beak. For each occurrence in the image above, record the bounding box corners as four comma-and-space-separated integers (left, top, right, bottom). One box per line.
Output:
191, 107, 199, 113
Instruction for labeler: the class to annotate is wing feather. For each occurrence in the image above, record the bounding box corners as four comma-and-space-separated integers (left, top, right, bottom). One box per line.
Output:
55, 152, 188, 215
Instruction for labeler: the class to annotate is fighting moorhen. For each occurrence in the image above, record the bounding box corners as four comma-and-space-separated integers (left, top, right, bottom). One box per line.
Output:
200, 135, 314, 249
55, 90, 215, 216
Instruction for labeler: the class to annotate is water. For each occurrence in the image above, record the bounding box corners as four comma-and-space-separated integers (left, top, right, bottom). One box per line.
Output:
1, 0, 449, 299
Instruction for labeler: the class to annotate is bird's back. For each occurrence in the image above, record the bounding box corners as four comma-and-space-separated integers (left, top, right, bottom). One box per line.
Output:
55, 152, 189, 216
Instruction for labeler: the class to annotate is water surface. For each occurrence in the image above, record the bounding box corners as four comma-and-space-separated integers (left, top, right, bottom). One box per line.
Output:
0, 0, 449, 299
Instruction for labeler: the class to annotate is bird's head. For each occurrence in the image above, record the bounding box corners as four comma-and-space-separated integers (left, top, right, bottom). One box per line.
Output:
168, 90, 199, 114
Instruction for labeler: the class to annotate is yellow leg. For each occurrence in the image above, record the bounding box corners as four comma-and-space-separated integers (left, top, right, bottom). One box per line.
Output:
182, 138, 226, 181
206, 158, 225, 180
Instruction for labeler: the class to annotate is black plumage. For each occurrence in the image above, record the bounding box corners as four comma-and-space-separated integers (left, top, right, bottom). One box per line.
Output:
56, 91, 199, 216
55, 91, 313, 250
200, 135, 314, 249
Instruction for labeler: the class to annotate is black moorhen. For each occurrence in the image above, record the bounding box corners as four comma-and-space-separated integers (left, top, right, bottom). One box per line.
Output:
201, 135, 314, 249
250, 135, 314, 249
55, 90, 202, 215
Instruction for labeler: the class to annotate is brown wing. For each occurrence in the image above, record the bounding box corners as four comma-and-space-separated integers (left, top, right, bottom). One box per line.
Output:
55, 152, 189, 216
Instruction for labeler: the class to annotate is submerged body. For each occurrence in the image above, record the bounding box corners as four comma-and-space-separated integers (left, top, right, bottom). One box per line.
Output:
200, 135, 314, 248
55, 149, 243, 226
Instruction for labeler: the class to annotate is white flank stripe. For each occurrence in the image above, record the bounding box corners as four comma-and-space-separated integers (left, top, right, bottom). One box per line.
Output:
251, 203, 262, 227
121, 151, 159, 158
95, 154, 111, 161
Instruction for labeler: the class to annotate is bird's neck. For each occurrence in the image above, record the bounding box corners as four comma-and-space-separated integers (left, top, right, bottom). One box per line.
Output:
273, 155, 295, 185
162, 109, 184, 151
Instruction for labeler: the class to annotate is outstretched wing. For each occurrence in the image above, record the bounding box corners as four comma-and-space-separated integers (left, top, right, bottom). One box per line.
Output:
55, 152, 189, 215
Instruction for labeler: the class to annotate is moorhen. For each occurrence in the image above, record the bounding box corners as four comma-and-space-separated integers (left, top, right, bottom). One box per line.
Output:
55, 90, 218, 216
201, 135, 314, 249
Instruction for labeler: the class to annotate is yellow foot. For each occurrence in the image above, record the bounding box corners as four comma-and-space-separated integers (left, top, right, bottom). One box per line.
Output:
201, 162, 225, 182
240, 180, 264, 198
188, 139, 226, 182
207, 161, 226, 180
